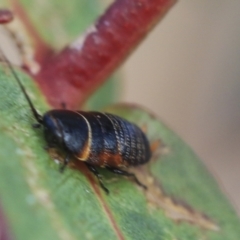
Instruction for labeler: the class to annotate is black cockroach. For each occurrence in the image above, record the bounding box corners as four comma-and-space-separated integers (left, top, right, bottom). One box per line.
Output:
0, 50, 153, 194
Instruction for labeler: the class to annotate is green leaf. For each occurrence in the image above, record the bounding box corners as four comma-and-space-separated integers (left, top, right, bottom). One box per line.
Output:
18, 0, 105, 48
0, 65, 239, 240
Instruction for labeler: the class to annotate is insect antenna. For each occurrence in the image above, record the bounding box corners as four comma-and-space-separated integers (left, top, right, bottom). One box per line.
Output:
0, 48, 42, 124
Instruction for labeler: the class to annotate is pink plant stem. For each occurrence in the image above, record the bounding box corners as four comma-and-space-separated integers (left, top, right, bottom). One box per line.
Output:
0, 202, 12, 240
36, 0, 177, 109
0, 9, 13, 24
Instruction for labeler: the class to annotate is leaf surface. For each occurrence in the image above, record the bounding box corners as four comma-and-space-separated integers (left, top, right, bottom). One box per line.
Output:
0, 66, 239, 240
16, 0, 105, 48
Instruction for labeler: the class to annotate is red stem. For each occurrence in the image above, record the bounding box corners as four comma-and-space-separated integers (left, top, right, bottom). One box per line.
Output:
0, 202, 13, 240
0, 9, 13, 24
36, 0, 177, 109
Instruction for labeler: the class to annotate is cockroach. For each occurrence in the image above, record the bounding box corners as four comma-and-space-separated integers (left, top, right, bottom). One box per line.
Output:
0, 50, 153, 194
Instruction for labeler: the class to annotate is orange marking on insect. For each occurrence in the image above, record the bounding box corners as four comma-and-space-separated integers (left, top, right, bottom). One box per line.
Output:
91, 152, 124, 168
75, 112, 92, 161
76, 141, 91, 162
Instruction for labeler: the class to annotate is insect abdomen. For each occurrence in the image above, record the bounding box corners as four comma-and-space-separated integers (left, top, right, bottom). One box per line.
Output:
79, 112, 151, 167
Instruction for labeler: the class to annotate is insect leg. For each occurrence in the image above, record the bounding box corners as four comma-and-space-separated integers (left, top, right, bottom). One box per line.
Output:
85, 163, 109, 194
106, 167, 147, 190
59, 154, 70, 173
